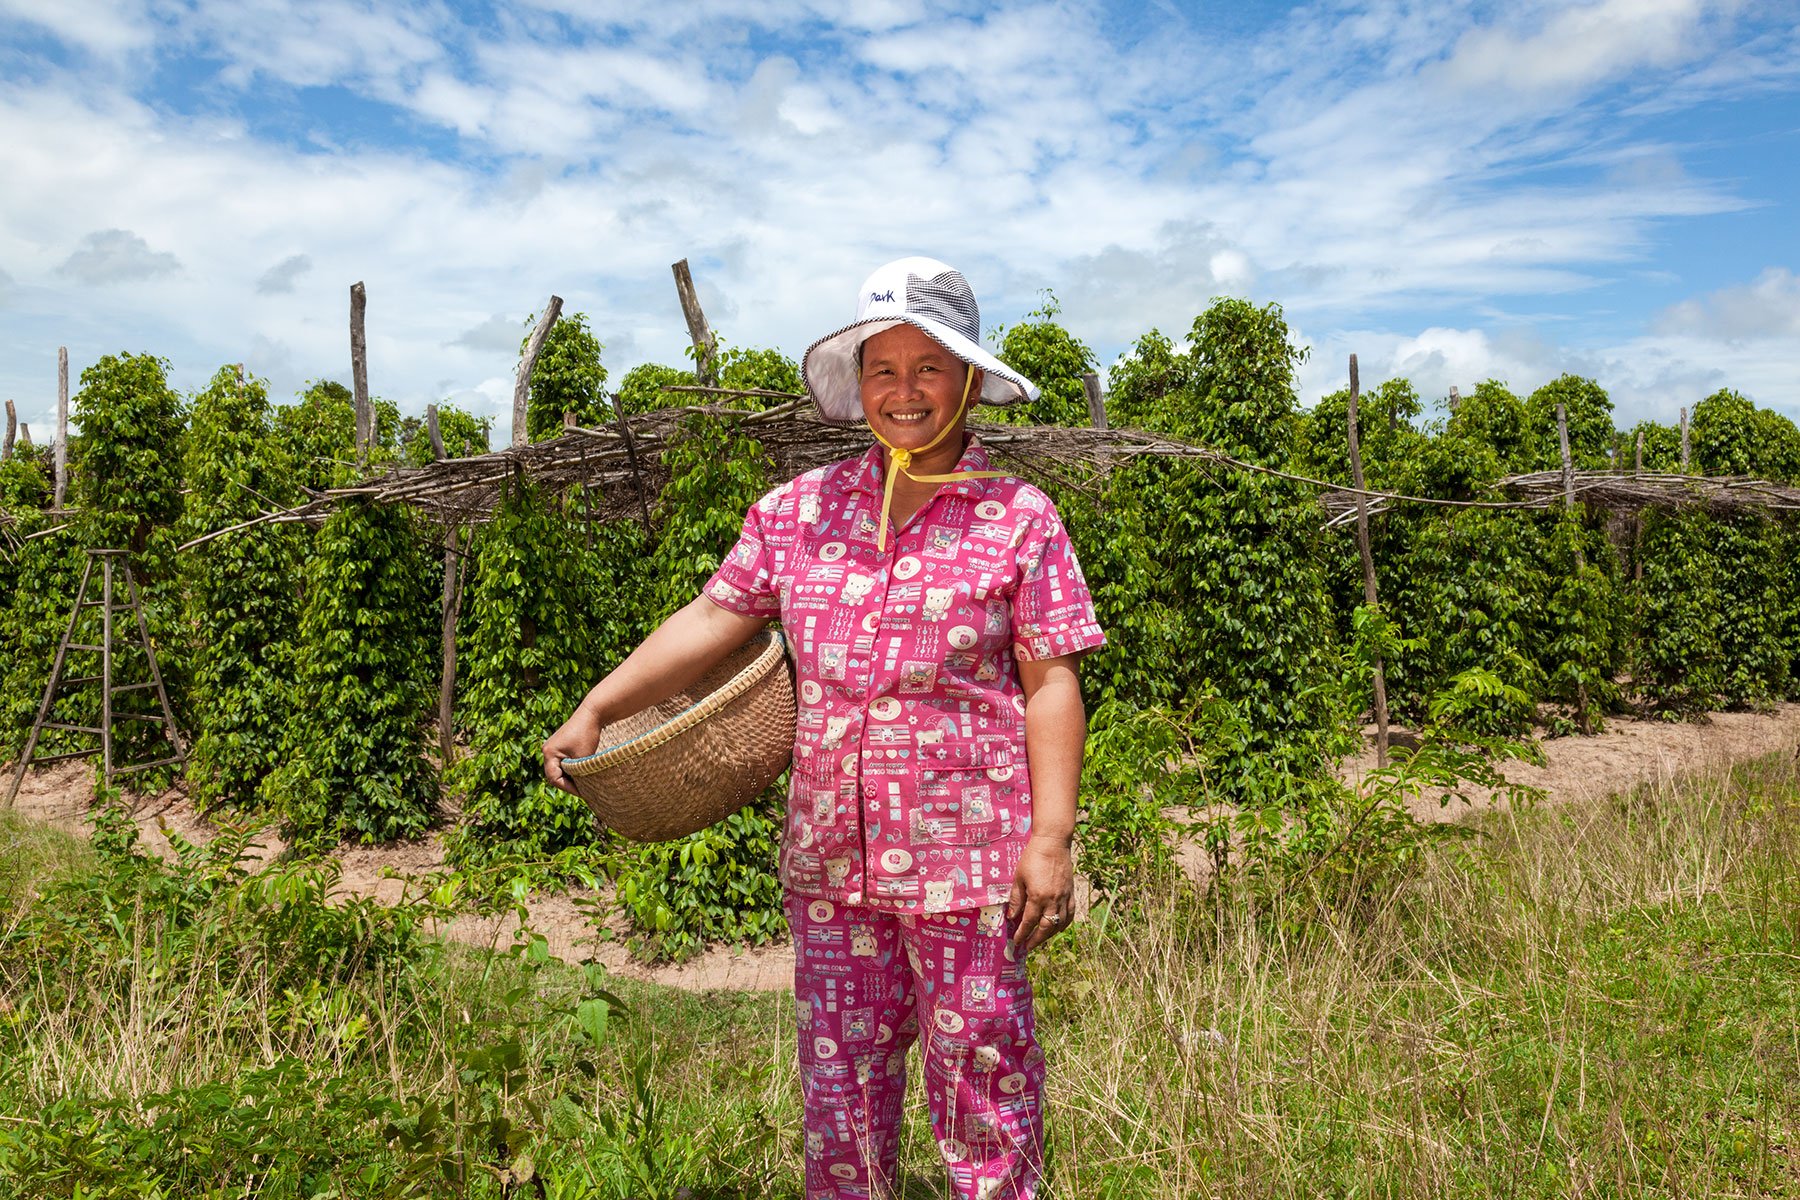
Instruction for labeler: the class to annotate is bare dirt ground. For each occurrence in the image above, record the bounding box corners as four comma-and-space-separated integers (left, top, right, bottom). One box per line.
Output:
8, 701, 1798, 994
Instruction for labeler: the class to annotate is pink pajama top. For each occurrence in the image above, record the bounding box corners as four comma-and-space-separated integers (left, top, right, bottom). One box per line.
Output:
703, 438, 1106, 914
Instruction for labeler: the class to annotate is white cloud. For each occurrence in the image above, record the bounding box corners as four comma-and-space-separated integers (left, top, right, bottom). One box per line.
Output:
0, 0, 153, 59
1653, 267, 1800, 340
183, 0, 450, 90
255, 253, 313, 295
1444, 0, 1713, 94
449, 313, 527, 353
1294, 318, 1800, 428
0, 0, 1795, 437
57, 229, 182, 284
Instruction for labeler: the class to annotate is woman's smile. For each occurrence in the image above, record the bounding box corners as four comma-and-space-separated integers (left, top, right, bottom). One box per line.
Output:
859, 323, 978, 464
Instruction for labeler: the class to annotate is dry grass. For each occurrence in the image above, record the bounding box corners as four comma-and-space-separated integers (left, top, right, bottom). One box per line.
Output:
1, 754, 1796, 1197
1026, 754, 1800, 1197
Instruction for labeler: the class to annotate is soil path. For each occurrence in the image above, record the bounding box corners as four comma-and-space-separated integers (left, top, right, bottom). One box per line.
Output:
9, 703, 1798, 994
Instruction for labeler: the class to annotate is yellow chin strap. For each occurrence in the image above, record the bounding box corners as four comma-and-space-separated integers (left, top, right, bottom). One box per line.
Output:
870, 364, 1009, 552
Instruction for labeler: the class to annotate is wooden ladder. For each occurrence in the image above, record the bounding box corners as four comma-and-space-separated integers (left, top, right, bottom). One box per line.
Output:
3, 549, 186, 807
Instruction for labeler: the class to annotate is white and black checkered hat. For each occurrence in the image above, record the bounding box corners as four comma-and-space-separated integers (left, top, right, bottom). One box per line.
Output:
802, 256, 1039, 424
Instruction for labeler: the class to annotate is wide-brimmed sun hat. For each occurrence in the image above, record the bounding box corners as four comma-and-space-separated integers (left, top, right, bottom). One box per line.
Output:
801, 256, 1039, 425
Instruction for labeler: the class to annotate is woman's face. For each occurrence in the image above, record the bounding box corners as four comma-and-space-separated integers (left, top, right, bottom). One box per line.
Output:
858, 323, 980, 455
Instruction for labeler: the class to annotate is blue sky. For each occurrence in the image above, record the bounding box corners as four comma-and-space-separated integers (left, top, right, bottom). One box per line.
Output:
2, 0, 1797, 442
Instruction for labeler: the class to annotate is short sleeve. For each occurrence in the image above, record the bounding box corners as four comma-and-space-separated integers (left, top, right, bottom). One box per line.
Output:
1009, 497, 1106, 662
701, 488, 785, 620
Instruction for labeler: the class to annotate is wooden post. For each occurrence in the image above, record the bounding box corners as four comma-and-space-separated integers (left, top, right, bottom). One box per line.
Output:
1557, 402, 1592, 732
16, 423, 30, 447
1611, 431, 1622, 476
671, 259, 718, 386
426, 403, 446, 459
514, 296, 563, 448
611, 391, 655, 536
1346, 354, 1389, 768
100, 555, 114, 783
3, 554, 99, 807
1448, 385, 1461, 414
1557, 404, 1576, 507
350, 282, 370, 468
1633, 429, 1645, 582
1081, 372, 1108, 429
1680, 407, 1690, 472
429, 403, 462, 768
54, 348, 68, 508
3, 399, 14, 460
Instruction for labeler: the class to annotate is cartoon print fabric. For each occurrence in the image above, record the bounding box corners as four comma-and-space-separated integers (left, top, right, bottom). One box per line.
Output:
787, 894, 1045, 1200
704, 439, 1106, 914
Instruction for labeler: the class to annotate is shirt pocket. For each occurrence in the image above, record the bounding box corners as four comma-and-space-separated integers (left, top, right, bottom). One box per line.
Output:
786, 753, 853, 855
916, 742, 1015, 845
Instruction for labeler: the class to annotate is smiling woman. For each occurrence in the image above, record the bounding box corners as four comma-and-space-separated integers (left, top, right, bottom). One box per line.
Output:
543, 257, 1106, 1200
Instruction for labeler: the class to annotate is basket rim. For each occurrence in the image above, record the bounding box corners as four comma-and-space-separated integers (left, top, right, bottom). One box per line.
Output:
561, 628, 789, 777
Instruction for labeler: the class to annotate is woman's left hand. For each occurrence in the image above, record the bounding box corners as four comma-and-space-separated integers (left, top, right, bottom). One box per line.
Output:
1007, 835, 1075, 957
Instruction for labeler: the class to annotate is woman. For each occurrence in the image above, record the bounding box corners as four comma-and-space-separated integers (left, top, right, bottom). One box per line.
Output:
543, 257, 1105, 1199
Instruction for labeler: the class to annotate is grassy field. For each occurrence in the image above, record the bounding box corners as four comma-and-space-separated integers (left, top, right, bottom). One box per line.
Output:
1, 753, 1796, 1198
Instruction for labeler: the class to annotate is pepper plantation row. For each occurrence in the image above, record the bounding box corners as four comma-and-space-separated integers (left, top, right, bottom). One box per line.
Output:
3, 298, 1799, 958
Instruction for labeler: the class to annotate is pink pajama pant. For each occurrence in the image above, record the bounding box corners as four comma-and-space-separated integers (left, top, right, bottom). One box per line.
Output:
786, 893, 1047, 1200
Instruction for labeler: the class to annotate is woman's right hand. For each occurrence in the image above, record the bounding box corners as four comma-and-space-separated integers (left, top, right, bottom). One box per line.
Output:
539, 596, 771, 797
542, 707, 604, 795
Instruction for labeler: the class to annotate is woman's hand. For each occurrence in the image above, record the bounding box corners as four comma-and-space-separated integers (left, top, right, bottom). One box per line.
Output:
1007, 834, 1075, 957
1013, 652, 1087, 957
540, 596, 770, 796
542, 707, 604, 795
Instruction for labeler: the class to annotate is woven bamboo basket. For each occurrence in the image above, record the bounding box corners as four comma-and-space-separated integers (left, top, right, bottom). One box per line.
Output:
561, 629, 796, 842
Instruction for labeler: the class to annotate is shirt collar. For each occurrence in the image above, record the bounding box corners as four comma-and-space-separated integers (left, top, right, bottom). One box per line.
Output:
844, 436, 995, 499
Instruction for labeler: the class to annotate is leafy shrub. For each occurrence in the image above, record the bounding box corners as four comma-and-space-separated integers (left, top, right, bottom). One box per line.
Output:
272, 379, 356, 492
1523, 374, 1614, 471
1709, 511, 1790, 706
527, 311, 610, 440
263, 501, 438, 846
609, 800, 788, 962
615, 362, 694, 415
451, 480, 625, 858
1631, 506, 1724, 714
1539, 512, 1622, 731
1446, 379, 1530, 472
1107, 300, 1354, 793
1690, 388, 1757, 476
400, 402, 491, 466
991, 291, 1098, 427
0, 454, 48, 511
178, 365, 303, 810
